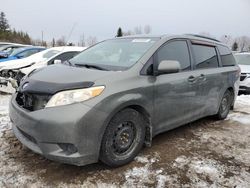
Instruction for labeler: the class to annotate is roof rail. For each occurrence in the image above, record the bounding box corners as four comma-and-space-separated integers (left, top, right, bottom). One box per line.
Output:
185, 34, 220, 42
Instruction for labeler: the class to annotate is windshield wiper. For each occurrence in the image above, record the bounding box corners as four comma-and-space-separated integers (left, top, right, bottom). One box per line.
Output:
74, 63, 109, 71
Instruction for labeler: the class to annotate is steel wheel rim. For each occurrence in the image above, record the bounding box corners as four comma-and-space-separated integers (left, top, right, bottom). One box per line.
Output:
112, 121, 136, 155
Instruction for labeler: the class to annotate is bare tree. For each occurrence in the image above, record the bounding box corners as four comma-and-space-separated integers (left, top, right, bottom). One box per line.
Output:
79, 33, 85, 47
144, 25, 152, 34
123, 30, 133, 36
220, 35, 233, 46
56, 36, 66, 46
32, 39, 46, 47
86, 36, 97, 46
134, 26, 142, 35
236, 36, 250, 52
52, 38, 55, 47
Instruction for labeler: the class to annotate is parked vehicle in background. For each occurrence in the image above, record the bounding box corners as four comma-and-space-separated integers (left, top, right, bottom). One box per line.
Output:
0, 46, 86, 93
0, 46, 46, 62
0, 42, 20, 47
234, 52, 250, 94
0, 44, 28, 58
9, 34, 240, 167
19, 46, 86, 75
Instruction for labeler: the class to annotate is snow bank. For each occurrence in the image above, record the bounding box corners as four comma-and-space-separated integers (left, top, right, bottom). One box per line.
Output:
0, 94, 10, 116
227, 113, 250, 125
234, 95, 250, 114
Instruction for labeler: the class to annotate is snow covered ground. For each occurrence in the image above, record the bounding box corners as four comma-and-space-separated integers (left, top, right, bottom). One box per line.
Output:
0, 94, 250, 187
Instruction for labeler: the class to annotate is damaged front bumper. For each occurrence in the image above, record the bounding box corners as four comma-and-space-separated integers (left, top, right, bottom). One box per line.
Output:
9, 93, 109, 166
0, 77, 18, 93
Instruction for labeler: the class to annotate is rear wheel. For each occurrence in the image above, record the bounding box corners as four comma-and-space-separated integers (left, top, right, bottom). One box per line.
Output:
100, 108, 145, 167
216, 90, 233, 120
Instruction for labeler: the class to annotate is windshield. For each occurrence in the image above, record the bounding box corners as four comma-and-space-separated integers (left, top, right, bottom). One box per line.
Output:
70, 38, 158, 71
42, 50, 60, 58
0, 46, 8, 51
9, 47, 26, 56
235, 54, 250, 65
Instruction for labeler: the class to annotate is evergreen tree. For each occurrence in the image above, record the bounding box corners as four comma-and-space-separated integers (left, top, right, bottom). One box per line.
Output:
116, 27, 123, 37
0, 12, 10, 31
232, 42, 238, 51
52, 38, 55, 47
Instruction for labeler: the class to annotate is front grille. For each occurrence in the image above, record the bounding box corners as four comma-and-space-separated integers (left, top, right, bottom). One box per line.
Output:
16, 92, 51, 111
240, 73, 247, 81
240, 86, 249, 90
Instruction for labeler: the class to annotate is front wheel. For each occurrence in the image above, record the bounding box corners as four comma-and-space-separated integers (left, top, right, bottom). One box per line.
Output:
216, 90, 233, 120
100, 108, 145, 167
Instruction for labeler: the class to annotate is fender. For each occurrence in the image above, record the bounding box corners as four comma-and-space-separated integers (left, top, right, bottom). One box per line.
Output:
93, 92, 154, 156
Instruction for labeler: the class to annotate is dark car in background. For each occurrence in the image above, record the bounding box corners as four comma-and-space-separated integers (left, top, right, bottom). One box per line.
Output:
10, 34, 240, 167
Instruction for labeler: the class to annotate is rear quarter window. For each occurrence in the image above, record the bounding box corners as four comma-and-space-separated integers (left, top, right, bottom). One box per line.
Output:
218, 45, 236, 66
192, 44, 219, 69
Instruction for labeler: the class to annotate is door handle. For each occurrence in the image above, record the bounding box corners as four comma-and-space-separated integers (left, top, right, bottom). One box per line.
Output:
188, 75, 196, 83
199, 74, 206, 81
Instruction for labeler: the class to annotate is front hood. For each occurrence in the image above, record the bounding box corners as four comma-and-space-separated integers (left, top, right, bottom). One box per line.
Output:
0, 58, 46, 71
19, 64, 113, 94
239, 65, 250, 73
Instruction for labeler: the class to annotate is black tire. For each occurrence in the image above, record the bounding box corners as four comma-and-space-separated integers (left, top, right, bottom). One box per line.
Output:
100, 108, 145, 167
216, 90, 233, 120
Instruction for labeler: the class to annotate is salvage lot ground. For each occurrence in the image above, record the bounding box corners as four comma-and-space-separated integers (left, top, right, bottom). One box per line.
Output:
0, 94, 250, 187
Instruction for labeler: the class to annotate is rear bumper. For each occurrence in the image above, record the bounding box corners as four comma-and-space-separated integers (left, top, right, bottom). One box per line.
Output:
10, 93, 108, 166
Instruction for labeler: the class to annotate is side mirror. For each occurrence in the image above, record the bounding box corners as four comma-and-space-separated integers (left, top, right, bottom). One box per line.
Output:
157, 60, 181, 75
53, 59, 62, 64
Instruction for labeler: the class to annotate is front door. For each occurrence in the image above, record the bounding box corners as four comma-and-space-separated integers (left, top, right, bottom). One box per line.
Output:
153, 40, 203, 134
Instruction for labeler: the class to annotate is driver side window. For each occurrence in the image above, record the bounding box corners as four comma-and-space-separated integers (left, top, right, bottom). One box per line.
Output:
156, 40, 191, 71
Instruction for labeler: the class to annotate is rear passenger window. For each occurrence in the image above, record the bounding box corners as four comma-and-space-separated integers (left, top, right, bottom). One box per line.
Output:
218, 45, 236, 66
192, 44, 219, 69
157, 41, 191, 71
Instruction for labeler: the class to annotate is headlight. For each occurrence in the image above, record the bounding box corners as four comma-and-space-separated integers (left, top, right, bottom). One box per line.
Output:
45, 86, 105, 108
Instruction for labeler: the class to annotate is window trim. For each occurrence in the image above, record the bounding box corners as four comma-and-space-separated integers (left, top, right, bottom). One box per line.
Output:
191, 40, 216, 47
215, 46, 223, 67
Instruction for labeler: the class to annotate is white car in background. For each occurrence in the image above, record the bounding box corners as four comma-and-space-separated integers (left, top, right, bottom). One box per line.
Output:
234, 52, 250, 94
0, 46, 86, 93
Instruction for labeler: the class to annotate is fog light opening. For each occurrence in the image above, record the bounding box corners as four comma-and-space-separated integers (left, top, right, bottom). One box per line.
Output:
58, 143, 78, 155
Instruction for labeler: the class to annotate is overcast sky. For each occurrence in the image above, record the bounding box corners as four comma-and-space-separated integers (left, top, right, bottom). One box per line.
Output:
1, 0, 250, 43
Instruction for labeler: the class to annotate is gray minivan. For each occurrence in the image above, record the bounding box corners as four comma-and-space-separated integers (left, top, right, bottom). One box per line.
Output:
10, 34, 240, 167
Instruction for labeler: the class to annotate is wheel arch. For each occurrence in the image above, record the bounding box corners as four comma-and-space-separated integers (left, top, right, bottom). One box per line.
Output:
217, 86, 235, 113
98, 102, 153, 155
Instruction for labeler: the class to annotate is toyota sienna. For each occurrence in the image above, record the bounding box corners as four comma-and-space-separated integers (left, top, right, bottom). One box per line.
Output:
10, 34, 240, 167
